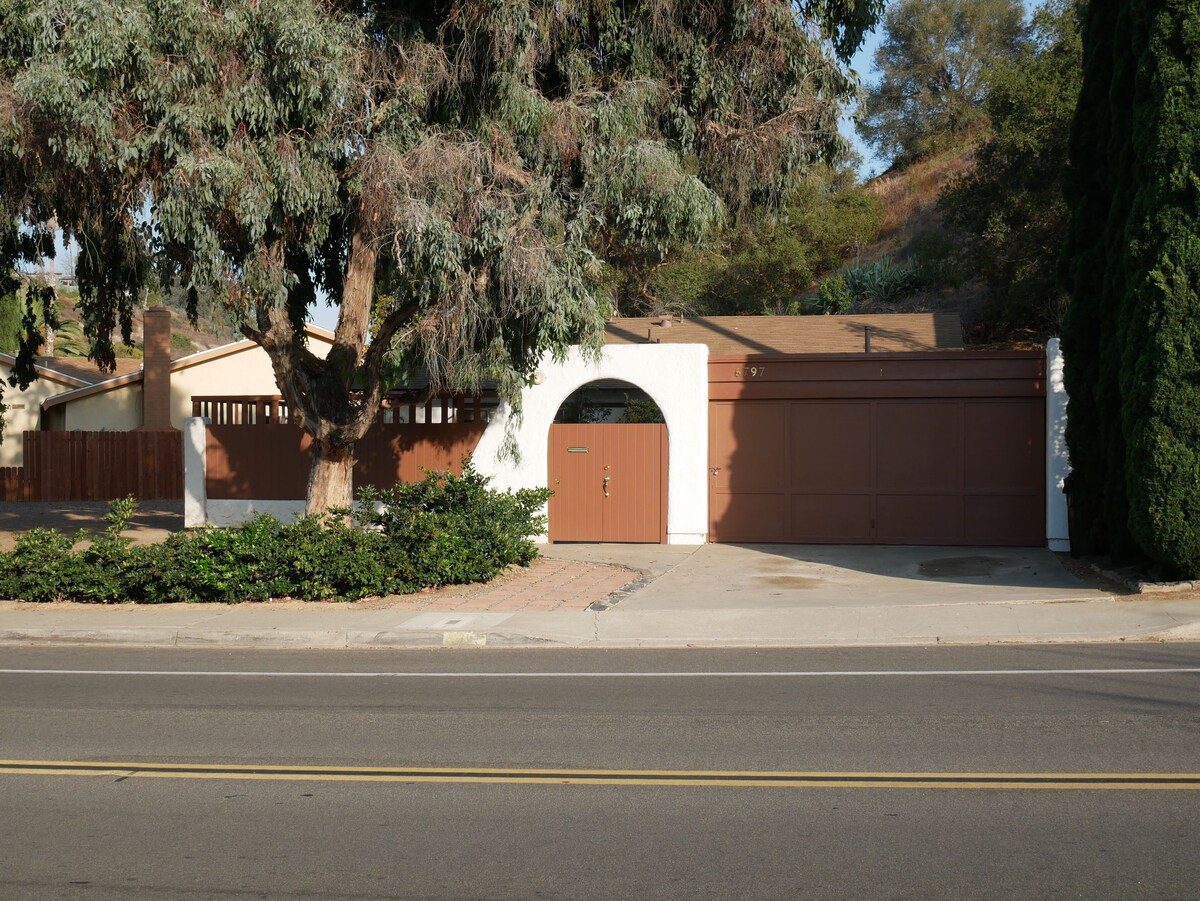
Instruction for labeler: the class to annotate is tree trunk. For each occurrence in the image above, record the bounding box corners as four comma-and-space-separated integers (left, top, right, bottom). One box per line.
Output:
306, 439, 356, 516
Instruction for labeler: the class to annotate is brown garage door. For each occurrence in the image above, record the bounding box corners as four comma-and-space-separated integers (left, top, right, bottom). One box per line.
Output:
708, 352, 1046, 546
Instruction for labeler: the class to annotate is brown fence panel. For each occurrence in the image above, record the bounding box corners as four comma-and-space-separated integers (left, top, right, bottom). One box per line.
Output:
206, 422, 488, 500
0, 466, 35, 501
17, 431, 183, 502
206, 426, 311, 500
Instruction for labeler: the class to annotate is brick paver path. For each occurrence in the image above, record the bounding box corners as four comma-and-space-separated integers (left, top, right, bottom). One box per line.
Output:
377, 558, 641, 612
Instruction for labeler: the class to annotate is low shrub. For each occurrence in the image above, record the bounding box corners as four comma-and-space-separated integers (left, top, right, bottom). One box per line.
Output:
0, 468, 549, 603
355, 465, 552, 588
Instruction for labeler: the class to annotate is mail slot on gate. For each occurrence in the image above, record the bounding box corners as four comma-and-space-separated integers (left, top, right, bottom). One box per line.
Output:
567, 446, 589, 453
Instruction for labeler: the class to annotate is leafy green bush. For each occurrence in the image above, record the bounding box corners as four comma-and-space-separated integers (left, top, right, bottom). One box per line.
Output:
816, 276, 854, 313
0, 471, 549, 603
356, 465, 552, 587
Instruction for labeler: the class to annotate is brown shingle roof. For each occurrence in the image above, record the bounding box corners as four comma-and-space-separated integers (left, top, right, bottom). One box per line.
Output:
604, 313, 963, 355
33, 356, 145, 385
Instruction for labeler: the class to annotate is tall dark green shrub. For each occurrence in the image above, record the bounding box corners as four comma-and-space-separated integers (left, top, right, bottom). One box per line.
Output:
1118, 0, 1200, 576
1063, 0, 1200, 576
1060, 0, 1123, 555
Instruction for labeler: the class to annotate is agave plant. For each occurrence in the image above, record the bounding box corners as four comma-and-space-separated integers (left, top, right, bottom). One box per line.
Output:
842, 255, 921, 304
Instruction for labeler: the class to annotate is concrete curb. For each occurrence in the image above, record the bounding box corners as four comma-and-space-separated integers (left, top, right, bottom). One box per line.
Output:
0, 627, 566, 650
0, 624, 1195, 650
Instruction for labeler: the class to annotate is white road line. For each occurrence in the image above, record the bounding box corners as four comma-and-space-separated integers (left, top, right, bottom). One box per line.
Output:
0, 668, 1199, 678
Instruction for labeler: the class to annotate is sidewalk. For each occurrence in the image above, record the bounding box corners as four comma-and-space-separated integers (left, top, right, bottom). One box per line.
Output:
2, 542, 1199, 649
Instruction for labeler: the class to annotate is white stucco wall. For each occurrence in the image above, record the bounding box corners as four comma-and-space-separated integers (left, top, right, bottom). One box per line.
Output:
1046, 337, 1070, 552
471, 343, 710, 545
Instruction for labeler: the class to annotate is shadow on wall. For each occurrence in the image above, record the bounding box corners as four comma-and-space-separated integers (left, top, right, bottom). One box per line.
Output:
709, 351, 1051, 567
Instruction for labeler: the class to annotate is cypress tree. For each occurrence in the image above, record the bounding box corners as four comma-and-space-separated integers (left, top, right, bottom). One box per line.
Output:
1061, 0, 1120, 554
1093, 0, 1140, 558
1120, 0, 1200, 576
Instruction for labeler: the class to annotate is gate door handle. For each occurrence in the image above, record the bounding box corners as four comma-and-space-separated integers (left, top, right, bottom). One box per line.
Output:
603, 476, 611, 497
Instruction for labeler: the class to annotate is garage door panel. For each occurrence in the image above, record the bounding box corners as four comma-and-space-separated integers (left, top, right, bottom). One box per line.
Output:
964, 400, 1044, 492
710, 492, 788, 542
877, 495, 964, 544
791, 494, 873, 542
711, 402, 786, 493
876, 402, 963, 492
789, 402, 872, 492
964, 495, 1044, 545
708, 354, 1045, 547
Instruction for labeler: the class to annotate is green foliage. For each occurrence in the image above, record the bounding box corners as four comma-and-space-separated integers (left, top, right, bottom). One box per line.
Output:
643, 249, 727, 315
859, 0, 1027, 167
619, 395, 665, 424
0, 474, 550, 601
709, 223, 816, 314
554, 386, 610, 424
356, 466, 552, 587
142, 515, 405, 603
169, 331, 195, 353
0, 527, 86, 602
841, 255, 922, 304
816, 276, 854, 313
1118, 0, 1200, 577
1062, 0, 1200, 578
941, 0, 1082, 338
0, 287, 19, 353
632, 169, 884, 315
0, 0, 883, 507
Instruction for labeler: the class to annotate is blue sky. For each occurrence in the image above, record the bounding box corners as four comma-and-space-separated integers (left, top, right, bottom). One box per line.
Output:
843, 23, 888, 180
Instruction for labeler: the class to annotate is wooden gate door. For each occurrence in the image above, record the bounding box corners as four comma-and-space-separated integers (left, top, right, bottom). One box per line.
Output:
548, 423, 667, 543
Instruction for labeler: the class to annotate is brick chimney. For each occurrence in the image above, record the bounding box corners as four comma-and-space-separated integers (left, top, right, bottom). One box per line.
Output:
140, 307, 176, 430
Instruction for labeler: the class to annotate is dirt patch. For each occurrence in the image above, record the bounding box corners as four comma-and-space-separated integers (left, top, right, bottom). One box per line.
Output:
918, 555, 1014, 578
760, 575, 824, 590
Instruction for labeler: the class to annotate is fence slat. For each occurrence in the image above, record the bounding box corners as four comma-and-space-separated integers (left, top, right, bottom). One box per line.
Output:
0, 431, 183, 502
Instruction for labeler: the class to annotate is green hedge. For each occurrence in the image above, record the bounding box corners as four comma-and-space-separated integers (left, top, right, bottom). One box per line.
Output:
0, 468, 552, 603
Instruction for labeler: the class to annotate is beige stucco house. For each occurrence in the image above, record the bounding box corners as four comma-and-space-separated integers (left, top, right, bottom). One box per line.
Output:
0, 308, 333, 466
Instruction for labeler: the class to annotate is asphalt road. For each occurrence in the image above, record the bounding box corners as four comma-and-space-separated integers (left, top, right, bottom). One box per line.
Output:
2, 643, 1199, 899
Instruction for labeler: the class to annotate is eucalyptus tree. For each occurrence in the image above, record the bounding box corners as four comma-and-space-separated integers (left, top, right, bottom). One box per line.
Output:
0, 0, 882, 511
858, 0, 1025, 166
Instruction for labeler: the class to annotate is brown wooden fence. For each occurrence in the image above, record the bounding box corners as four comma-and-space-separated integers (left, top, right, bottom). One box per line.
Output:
201, 395, 494, 500
0, 431, 183, 502
0, 466, 36, 501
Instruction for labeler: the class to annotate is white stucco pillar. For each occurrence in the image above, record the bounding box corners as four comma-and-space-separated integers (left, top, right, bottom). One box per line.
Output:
183, 416, 208, 527
1046, 338, 1070, 552
471, 344, 710, 544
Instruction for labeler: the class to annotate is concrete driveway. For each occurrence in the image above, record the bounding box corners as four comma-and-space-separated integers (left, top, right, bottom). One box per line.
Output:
542, 542, 1110, 609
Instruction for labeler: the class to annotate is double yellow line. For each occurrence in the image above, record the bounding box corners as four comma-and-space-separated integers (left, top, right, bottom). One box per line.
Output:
3, 759, 1199, 790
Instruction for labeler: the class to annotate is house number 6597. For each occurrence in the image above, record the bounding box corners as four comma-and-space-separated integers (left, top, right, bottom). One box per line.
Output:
733, 366, 766, 378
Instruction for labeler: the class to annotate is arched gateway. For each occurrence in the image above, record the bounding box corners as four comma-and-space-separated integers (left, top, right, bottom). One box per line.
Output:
468, 344, 710, 545
548, 380, 667, 543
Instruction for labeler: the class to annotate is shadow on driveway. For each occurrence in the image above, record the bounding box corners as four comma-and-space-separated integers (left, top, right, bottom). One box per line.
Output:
0, 501, 184, 551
